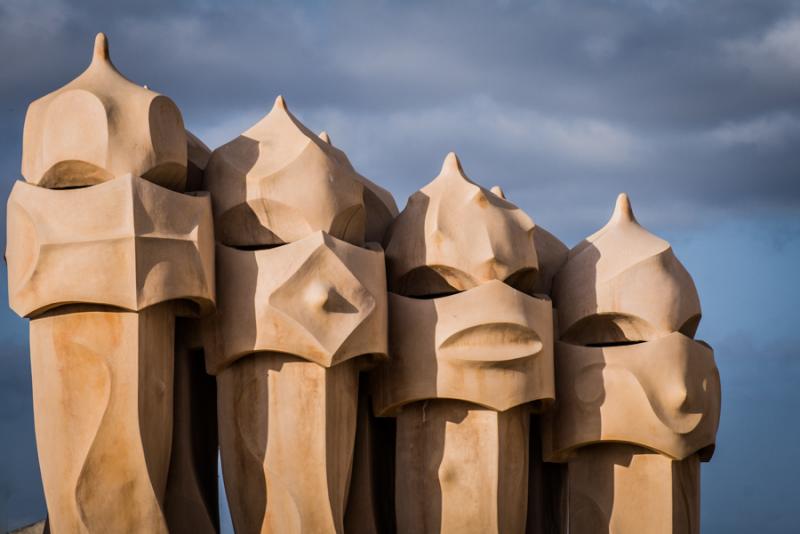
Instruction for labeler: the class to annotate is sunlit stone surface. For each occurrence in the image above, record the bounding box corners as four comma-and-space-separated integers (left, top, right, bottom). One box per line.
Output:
7, 33, 719, 534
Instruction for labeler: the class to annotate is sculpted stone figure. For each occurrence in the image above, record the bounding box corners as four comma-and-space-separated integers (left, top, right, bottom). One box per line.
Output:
203, 96, 391, 534
543, 194, 721, 533
204, 95, 396, 248
6, 33, 721, 534
373, 153, 555, 533
8, 34, 215, 533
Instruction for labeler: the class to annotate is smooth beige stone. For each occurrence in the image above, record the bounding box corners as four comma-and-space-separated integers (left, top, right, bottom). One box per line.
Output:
204, 231, 387, 374
186, 130, 211, 192
385, 153, 538, 297
552, 194, 701, 344
395, 401, 529, 534
203, 96, 372, 248
217, 353, 359, 534
318, 130, 399, 244
164, 319, 219, 534
21, 34, 187, 190
30, 304, 175, 534
543, 334, 720, 462
372, 280, 554, 415
6, 174, 215, 318
567, 445, 700, 534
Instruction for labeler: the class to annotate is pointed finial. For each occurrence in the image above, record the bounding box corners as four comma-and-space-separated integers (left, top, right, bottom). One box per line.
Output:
441, 152, 464, 174
273, 94, 287, 111
490, 185, 505, 199
611, 193, 637, 223
93, 33, 109, 62
319, 131, 331, 144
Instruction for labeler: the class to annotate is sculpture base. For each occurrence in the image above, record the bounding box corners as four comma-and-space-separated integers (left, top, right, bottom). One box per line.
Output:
567, 444, 700, 534
30, 304, 175, 533
217, 353, 359, 534
395, 400, 529, 534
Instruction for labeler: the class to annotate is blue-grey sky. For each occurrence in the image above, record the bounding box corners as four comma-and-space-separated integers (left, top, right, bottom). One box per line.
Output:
0, 1, 798, 532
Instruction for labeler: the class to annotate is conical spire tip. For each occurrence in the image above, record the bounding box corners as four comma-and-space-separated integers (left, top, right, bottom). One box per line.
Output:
319, 131, 331, 144
93, 32, 109, 61
442, 152, 464, 174
612, 192, 636, 223
273, 94, 287, 111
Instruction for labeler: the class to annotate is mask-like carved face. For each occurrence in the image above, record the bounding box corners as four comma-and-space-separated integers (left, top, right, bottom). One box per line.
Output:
372, 280, 554, 415
553, 194, 701, 344
545, 193, 719, 461
373, 154, 553, 413
6, 175, 215, 318
206, 232, 388, 372
21, 34, 187, 191
543, 333, 720, 461
385, 153, 538, 297
204, 96, 372, 248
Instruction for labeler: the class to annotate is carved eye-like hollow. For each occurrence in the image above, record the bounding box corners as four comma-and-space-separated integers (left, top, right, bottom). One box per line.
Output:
395, 266, 474, 299
397, 265, 541, 299
503, 267, 539, 296
561, 313, 655, 347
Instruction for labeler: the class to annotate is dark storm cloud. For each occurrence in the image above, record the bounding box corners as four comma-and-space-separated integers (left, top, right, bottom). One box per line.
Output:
3, 0, 798, 243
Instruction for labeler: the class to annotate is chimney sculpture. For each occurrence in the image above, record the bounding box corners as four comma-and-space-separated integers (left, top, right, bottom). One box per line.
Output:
7, 34, 215, 533
543, 194, 721, 533
372, 153, 555, 533
6, 34, 722, 534
202, 96, 390, 533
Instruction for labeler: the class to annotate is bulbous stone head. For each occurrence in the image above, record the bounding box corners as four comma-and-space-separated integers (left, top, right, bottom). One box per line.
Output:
21, 33, 188, 191
385, 152, 538, 297
553, 193, 702, 344
204, 96, 372, 247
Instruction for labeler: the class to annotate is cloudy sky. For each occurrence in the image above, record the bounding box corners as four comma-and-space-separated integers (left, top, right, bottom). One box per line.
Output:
0, 0, 798, 532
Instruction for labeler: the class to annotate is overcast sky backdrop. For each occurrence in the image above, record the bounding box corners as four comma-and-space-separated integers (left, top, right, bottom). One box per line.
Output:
0, 1, 798, 532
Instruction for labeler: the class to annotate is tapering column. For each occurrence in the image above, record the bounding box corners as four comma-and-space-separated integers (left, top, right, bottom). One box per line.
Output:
372, 153, 555, 533
8, 34, 215, 533
543, 194, 721, 533
203, 97, 391, 534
